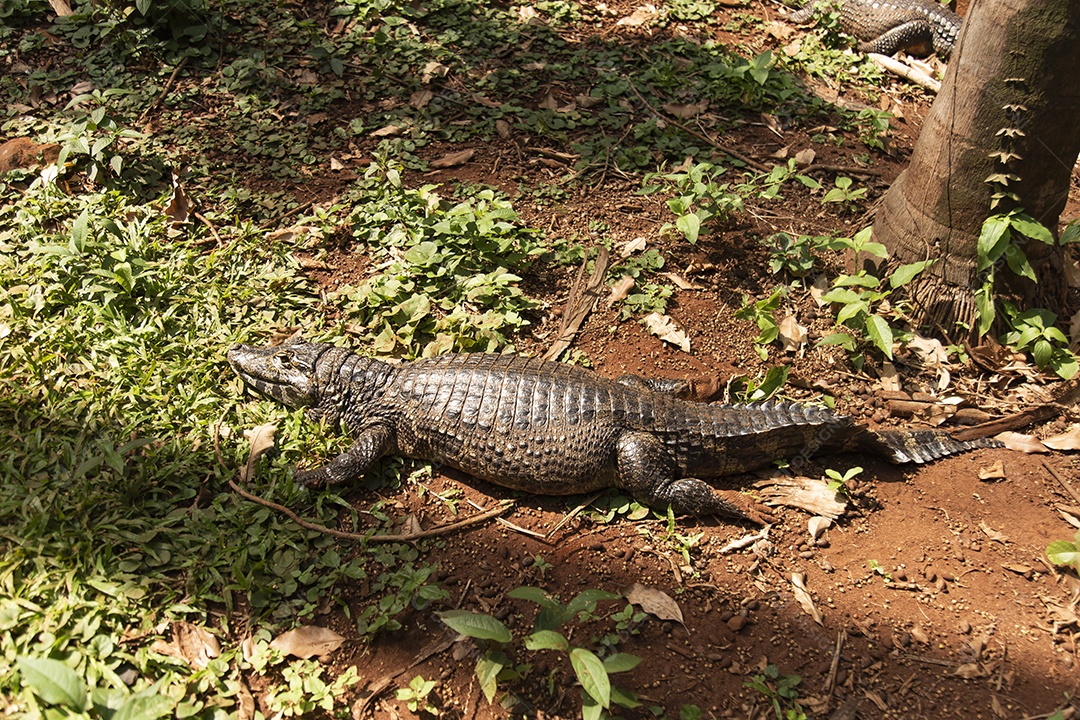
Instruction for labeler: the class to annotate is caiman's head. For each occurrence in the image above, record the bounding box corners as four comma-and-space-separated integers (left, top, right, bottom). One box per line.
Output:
228, 342, 331, 408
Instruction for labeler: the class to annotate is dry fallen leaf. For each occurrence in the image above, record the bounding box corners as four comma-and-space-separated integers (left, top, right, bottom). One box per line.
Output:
809, 274, 829, 306
662, 101, 708, 119
791, 573, 823, 625
778, 315, 807, 353
616, 5, 659, 26
879, 361, 901, 391
977, 460, 1006, 481
996, 431, 1049, 454
794, 148, 816, 167
151, 622, 221, 669
622, 582, 684, 624
410, 90, 433, 109
952, 662, 986, 679
241, 423, 278, 482
808, 516, 831, 540
164, 171, 190, 226
1044, 425, 1080, 451
270, 625, 345, 659
978, 521, 1008, 544
619, 237, 647, 257
236, 679, 255, 720
371, 124, 404, 138
1001, 563, 1032, 575
659, 272, 704, 291
430, 149, 475, 168
607, 275, 635, 306
421, 60, 448, 84
643, 312, 690, 352
907, 334, 950, 365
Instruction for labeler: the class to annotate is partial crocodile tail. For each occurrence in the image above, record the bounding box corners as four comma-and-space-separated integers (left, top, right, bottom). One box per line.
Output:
866, 429, 1003, 465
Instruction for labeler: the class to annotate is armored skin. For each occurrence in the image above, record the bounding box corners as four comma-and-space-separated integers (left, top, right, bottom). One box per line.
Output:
228, 342, 999, 525
790, 0, 962, 58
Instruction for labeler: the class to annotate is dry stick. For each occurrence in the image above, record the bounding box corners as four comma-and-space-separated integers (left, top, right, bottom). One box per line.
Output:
213, 420, 513, 543
138, 56, 190, 124
825, 630, 846, 694
950, 402, 1065, 442
866, 53, 941, 93
622, 76, 769, 173
541, 246, 611, 362
1043, 460, 1080, 506
803, 164, 883, 176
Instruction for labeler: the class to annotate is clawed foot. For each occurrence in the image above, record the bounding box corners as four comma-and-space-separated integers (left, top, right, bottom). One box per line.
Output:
712, 490, 777, 526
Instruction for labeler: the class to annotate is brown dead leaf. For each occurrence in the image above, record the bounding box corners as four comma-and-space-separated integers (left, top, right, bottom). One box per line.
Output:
495, 119, 511, 139
270, 625, 345, 659
401, 513, 423, 537
421, 61, 448, 84
371, 124, 404, 138
909, 625, 929, 644
978, 521, 1008, 544
607, 276, 635, 306
151, 622, 220, 669
764, 21, 793, 40
662, 101, 708, 119
952, 662, 986, 679
794, 148, 816, 167
430, 149, 475, 168
864, 690, 888, 711
622, 582, 684, 624
907, 334, 950, 365
1044, 425, 1080, 451
539, 92, 558, 111
619, 236, 647, 257
791, 573, 823, 625
778, 315, 807, 353
472, 94, 502, 109
809, 274, 829, 306
660, 272, 704, 291
977, 460, 1006, 481
241, 423, 277, 482
643, 312, 690, 352
1066, 261, 1080, 290
616, 5, 659, 26
808, 516, 831, 539
1001, 563, 1032, 575
164, 171, 190, 226
996, 431, 1049, 454
879, 361, 901, 391
237, 679, 255, 720
329, 157, 346, 171
409, 90, 433, 109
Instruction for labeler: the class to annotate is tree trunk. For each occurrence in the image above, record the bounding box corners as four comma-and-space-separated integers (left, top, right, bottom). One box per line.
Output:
871, 0, 1080, 333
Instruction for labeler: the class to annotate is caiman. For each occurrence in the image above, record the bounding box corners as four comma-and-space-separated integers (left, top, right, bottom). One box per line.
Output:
228, 341, 999, 525
789, 0, 962, 59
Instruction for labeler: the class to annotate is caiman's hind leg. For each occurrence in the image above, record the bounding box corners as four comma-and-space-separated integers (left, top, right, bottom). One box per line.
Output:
295, 424, 394, 488
614, 432, 775, 525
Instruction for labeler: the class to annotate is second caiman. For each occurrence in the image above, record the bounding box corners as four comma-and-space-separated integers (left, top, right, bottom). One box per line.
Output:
228, 341, 1000, 525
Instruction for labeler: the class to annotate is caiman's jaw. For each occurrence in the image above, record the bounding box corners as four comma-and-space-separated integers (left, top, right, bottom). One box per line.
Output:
227, 342, 326, 408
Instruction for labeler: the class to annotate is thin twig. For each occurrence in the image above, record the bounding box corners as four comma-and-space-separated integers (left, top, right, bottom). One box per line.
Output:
193, 211, 223, 247
351, 631, 458, 719
1043, 459, 1080, 505
622, 75, 769, 172
138, 57, 190, 123
214, 418, 513, 543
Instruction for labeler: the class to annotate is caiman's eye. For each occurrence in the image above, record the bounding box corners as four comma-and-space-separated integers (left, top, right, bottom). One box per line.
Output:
275, 351, 296, 368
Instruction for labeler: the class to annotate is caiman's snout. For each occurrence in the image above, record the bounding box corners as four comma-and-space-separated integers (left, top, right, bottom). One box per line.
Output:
227, 342, 320, 408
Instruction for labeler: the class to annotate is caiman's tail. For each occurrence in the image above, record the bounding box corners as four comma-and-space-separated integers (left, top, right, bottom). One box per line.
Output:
863, 429, 1003, 465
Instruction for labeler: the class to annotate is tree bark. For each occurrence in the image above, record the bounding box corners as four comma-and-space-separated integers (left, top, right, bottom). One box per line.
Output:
871, 0, 1080, 333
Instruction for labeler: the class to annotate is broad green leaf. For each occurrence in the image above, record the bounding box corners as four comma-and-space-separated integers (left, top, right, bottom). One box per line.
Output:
1032, 339, 1053, 368
602, 653, 642, 673
1047, 540, 1080, 568
437, 611, 511, 643
977, 215, 1011, 269
1061, 222, 1080, 245
1045, 326, 1069, 344
475, 655, 504, 704
833, 273, 880, 289
1009, 213, 1054, 244
1003, 243, 1036, 282
70, 209, 89, 253
859, 241, 889, 259
112, 694, 176, 720
821, 188, 847, 204
889, 259, 935, 288
570, 648, 610, 708
675, 213, 701, 244
1054, 356, 1079, 380
566, 589, 620, 613
816, 333, 856, 351
506, 586, 558, 608
581, 694, 603, 720
610, 686, 643, 709
836, 299, 869, 325
865, 315, 894, 359
749, 365, 789, 401
820, 288, 862, 305
16, 656, 87, 710
523, 630, 568, 651
975, 280, 995, 336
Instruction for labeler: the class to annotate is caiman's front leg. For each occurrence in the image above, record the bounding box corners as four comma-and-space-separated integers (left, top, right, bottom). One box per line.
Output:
295, 424, 394, 488
615, 431, 775, 525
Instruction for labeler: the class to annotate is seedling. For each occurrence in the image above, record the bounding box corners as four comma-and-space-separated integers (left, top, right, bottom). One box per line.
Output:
1046, 529, 1080, 574
744, 664, 808, 720
397, 675, 439, 715
825, 466, 862, 495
